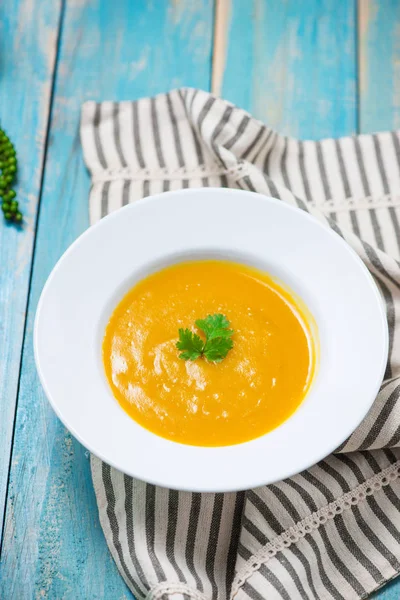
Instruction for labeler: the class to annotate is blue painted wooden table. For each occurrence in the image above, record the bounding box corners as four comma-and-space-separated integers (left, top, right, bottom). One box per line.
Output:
0, 1, 399, 597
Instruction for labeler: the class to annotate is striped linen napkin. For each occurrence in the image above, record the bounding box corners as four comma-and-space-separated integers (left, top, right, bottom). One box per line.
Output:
81, 89, 400, 600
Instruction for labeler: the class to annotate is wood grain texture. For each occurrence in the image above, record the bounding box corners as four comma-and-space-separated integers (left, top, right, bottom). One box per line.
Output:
358, 0, 400, 133
0, 0, 214, 598
220, 0, 357, 139
0, 0, 62, 540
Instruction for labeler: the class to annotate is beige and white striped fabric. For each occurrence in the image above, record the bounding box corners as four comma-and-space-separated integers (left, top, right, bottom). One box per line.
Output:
81, 88, 400, 600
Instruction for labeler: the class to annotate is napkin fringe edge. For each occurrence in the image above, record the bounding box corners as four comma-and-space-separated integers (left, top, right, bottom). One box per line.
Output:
90, 166, 400, 213
231, 460, 400, 598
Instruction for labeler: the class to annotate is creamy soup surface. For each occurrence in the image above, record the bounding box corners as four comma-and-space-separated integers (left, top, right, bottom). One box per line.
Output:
103, 260, 316, 446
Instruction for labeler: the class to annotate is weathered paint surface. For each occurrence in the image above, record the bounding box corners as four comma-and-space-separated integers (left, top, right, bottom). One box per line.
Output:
0, 0, 63, 539
358, 0, 400, 133
220, 0, 357, 138
1, 0, 400, 597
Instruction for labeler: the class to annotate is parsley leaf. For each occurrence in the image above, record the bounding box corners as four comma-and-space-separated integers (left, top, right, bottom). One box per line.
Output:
176, 328, 204, 361
176, 314, 234, 363
203, 336, 233, 363
195, 314, 234, 343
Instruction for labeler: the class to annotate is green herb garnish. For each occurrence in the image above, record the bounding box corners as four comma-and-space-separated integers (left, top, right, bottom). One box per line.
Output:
176, 314, 234, 363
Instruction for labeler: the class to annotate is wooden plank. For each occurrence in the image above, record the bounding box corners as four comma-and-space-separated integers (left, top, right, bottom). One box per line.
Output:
360, 4, 400, 598
358, 0, 400, 133
0, 0, 62, 538
218, 0, 357, 138
0, 0, 214, 598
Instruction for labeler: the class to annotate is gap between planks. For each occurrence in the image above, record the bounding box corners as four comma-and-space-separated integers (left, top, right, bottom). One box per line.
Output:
212, 0, 230, 96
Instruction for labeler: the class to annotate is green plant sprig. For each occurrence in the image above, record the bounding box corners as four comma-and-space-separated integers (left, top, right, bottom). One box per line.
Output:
0, 128, 21, 224
176, 314, 234, 363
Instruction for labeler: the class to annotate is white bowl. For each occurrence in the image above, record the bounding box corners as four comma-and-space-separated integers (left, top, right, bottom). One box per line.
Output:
34, 188, 388, 492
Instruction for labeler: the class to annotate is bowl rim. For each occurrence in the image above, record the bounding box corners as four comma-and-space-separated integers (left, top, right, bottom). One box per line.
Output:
34, 188, 389, 492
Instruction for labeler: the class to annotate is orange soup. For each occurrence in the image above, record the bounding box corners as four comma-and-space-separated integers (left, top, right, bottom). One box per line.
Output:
103, 260, 316, 446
